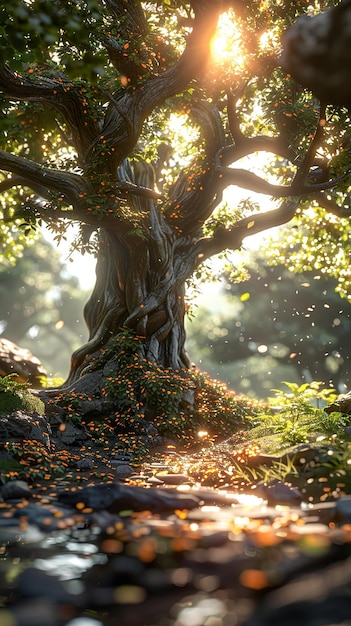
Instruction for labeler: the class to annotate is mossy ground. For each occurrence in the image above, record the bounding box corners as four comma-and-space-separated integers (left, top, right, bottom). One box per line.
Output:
0, 365, 261, 484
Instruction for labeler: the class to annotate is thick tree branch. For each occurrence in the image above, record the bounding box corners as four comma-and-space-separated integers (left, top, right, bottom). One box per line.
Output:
225, 86, 297, 164
195, 199, 301, 261
136, 0, 223, 114
103, 36, 141, 80
290, 103, 327, 193
217, 136, 296, 168
89, 0, 224, 172
0, 174, 53, 200
214, 165, 351, 197
102, 0, 150, 83
104, 0, 148, 35
0, 151, 90, 206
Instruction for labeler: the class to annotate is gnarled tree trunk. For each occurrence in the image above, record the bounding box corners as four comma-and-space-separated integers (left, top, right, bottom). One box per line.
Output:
61, 159, 200, 424
66, 224, 192, 385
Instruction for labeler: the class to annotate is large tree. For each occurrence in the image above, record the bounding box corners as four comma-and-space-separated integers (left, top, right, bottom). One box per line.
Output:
1, 0, 351, 425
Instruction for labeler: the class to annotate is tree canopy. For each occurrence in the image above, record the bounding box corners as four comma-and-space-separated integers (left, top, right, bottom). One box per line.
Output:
1, 0, 351, 431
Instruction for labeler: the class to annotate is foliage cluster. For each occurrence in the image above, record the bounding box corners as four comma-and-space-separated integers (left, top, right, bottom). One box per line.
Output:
103, 330, 261, 443
1, 0, 351, 284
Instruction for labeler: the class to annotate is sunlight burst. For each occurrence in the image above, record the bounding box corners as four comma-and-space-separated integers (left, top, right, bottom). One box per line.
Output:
210, 10, 246, 72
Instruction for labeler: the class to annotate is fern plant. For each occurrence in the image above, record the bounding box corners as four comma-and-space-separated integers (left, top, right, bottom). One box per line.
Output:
252, 382, 344, 448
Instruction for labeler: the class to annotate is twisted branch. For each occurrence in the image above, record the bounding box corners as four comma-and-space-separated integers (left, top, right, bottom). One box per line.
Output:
0, 151, 90, 207
165, 101, 226, 233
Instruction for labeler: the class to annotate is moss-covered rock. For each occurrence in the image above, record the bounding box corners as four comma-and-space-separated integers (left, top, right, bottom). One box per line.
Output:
0, 375, 45, 415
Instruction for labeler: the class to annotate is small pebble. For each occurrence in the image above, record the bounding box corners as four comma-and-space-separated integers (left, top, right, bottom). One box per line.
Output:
113, 453, 134, 461
255, 480, 303, 506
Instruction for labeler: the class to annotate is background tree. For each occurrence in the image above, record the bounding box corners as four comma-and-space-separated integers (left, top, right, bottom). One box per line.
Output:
0, 237, 89, 378
186, 255, 351, 399
1, 0, 351, 427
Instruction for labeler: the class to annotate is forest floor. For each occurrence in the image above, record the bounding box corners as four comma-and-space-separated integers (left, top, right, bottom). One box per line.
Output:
1, 415, 351, 626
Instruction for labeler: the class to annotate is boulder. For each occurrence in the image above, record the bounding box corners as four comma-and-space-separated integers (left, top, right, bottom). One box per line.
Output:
0, 338, 47, 388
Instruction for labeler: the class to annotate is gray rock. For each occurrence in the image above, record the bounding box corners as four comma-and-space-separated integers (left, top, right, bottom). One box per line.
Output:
76, 458, 94, 470
0, 411, 51, 448
114, 464, 134, 479
113, 452, 134, 461
60, 420, 88, 445
335, 495, 351, 523
1, 479, 31, 500
0, 337, 47, 388
155, 473, 190, 485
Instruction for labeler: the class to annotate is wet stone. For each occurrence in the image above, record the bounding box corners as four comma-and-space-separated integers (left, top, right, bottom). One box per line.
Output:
89, 509, 123, 530
147, 476, 164, 484
186, 487, 241, 507
255, 480, 304, 506
110, 459, 133, 466
303, 501, 337, 525
58, 481, 201, 513
18, 566, 86, 605
148, 462, 170, 469
0, 598, 60, 626
11, 502, 75, 531
155, 473, 190, 485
